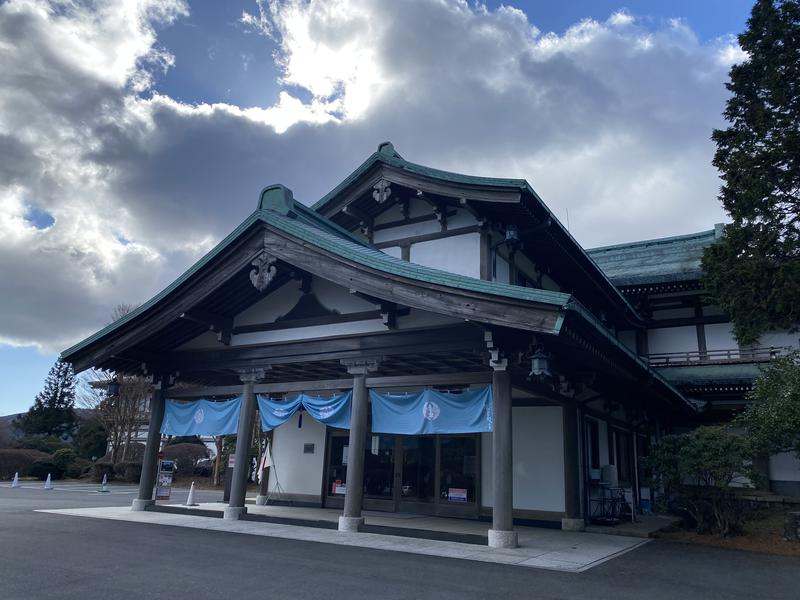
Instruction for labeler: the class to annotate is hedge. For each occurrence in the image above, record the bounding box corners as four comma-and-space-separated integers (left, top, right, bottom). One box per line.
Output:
0, 448, 51, 479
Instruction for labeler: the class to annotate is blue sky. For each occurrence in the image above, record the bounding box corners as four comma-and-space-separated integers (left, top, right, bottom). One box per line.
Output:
0, 0, 756, 416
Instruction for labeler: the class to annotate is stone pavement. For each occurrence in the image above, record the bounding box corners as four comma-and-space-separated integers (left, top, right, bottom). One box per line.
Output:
38, 504, 648, 572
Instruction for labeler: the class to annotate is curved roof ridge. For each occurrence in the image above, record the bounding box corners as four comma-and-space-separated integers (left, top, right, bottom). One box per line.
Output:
586, 228, 717, 254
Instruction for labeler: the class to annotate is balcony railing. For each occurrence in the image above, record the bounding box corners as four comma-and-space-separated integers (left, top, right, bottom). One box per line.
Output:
647, 346, 794, 367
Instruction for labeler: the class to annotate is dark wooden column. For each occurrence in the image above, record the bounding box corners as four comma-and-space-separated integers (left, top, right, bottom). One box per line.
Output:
562, 404, 585, 530
224, 368, 264, 520
339, 358, 379, 532
489, 360, 517, 548
132, 376, 167, 511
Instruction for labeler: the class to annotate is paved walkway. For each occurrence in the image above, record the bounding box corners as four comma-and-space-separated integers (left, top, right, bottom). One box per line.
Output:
38, 504, 648, 572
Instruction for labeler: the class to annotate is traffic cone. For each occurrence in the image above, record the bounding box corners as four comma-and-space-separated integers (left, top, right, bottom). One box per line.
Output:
184, 481, 199, 506
98, 473, 110, 493
11, 472, 20, 488
44, 474, 53, 490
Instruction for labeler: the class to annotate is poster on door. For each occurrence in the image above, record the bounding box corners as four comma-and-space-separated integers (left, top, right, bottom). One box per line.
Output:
447, 488, 467, 503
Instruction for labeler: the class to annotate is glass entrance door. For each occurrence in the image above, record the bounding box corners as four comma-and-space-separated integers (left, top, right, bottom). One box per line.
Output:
398, 436, 436, 514
324, 430, 480, 518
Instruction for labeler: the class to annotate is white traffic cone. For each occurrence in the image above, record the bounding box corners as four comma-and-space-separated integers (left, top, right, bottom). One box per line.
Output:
44, 473, 53, 490
98, 473, 110, 493
184, 481, 199, 506
11, 472, 20, 488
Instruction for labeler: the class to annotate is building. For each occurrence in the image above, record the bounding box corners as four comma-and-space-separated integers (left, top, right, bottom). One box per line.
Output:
60, 142, 799, 548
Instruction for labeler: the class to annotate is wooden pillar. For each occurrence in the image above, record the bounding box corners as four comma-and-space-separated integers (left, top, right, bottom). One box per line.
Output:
224, 368, 264, 520
339, 358, 379, 532
489, 360, 517, 548
132, 377, 166, 511
562, 403, 585, 531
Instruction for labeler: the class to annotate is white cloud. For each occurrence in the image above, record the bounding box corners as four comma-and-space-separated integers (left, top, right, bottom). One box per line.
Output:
0, 0, 741, 352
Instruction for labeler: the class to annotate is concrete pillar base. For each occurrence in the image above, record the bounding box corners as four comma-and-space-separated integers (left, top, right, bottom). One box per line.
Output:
561, 518, 586, 532
224, 506, 248, 520
130, 499, 155, 512
488, 529, 518, 548
338, 516, 365, 532
255, 495, 269, 506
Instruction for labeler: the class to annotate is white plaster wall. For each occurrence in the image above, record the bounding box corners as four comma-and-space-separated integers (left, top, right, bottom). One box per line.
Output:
410, 233, 480, 278
494, 255, 510, 284
769, 452, 800, 482
481, 406, 566, 513
447, 208, 477, 229
704, 322, 738, 351
267, 412, 327, 498
382, 246, 402, 259
235, 278, 374, 327
647, 326, 698, 354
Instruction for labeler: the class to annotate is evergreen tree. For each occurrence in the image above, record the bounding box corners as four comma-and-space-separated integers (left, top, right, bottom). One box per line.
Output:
14, 360, 78, 439
702, 0, 800, 345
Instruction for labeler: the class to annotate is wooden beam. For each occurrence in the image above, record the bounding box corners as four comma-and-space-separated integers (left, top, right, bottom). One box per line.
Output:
231, 309, 409, 335
163, 325, 486, 372
373, 224, 480, 249
169, 371, 492, 399
372, 209, 456, 232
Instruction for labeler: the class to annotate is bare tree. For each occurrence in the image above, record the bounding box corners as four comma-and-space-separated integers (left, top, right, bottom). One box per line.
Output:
76, 303, 151, 462
78, 371, 152, 462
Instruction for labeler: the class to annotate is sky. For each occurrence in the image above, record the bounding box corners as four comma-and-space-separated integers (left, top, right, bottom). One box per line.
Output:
0, 0, 756, 415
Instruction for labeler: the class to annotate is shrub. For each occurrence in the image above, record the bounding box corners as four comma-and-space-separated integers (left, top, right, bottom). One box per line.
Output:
645, 426, 755, 537
0, 448, 51, 479
29, 458, 64, 480
162, 443, 210, 478
91, 461, 115, 482
115, 461, 143, 483
65, 458, 91, 479
52, 448, 78, 471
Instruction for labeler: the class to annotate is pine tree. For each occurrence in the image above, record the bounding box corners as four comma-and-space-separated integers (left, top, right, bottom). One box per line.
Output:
15, 360, 78, 439
702, 0, 800, 345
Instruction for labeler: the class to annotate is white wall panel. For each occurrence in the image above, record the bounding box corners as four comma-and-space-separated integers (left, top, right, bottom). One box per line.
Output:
410, 233, 480, 278
268, 412, 327, 498
482, 406, 566, 512
647, 326, 698, 354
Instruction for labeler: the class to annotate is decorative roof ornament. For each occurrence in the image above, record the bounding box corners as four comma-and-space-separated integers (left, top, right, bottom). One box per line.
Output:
250, 239, 278, 292
372, 179, 392, 204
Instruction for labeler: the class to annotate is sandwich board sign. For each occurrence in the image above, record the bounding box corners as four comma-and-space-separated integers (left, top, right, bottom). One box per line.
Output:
156, 459, 175, 500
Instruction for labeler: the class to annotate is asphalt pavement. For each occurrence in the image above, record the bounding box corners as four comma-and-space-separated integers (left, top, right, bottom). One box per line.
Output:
0, 483, 797, 600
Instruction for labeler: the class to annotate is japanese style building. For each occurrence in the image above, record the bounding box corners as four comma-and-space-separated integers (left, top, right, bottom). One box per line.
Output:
61, 142, 800, 548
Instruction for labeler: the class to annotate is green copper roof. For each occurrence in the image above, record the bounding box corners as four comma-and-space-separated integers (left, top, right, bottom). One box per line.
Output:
61, 201, 692, 412
586, 226, 723, 286
656, 362, 765, 386
312, 144, 527, 211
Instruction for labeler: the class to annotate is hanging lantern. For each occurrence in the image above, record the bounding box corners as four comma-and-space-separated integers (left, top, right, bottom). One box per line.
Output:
529, 347, 552, 378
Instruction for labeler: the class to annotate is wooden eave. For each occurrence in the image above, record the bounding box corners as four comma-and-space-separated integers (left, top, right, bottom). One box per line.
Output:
61, 217, 568, 374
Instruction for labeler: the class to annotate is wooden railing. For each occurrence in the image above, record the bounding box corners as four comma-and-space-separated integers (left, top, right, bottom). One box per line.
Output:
647, 346, 793, 366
